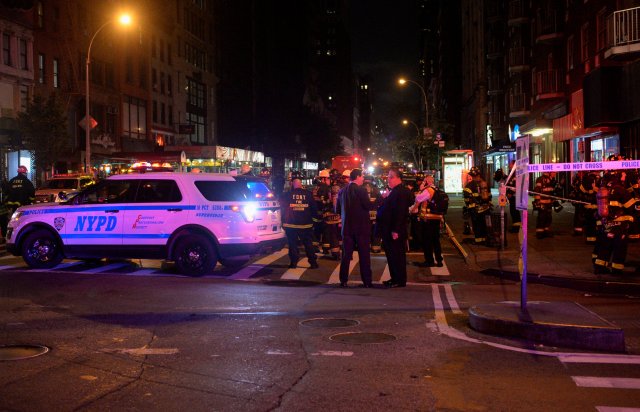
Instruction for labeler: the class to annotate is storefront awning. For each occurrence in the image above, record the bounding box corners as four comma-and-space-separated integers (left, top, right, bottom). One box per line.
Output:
108, 151, 186, 164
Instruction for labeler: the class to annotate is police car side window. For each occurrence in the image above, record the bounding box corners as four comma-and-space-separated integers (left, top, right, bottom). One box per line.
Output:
134, 180, 182, 203
195, 181, 250, 201
76, 180, 136, 204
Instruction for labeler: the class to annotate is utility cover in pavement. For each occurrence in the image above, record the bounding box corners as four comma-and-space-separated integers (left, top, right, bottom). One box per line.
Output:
301, 318, 360, 328
330, 332, 397, 344
0, 345, 49, 361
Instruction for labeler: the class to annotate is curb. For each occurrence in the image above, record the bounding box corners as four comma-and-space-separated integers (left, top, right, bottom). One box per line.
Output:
468, 301, 626, 353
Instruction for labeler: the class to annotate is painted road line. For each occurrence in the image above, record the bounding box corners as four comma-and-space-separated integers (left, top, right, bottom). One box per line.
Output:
443, 284, 462, 314
131, 269, 159, 276
83, 262, 131, 274
50, 261, 85, 270
572, 376, 640, 389
596, 407, 640, 412
559, 354, 640, 365
430, 260, 450, 276
328, 254, 358, 284
0, 264, 16, 270
379, 264, 391, 283
431, 284, 447, 325
228, 249, 288, 280
281, 258, 310, 280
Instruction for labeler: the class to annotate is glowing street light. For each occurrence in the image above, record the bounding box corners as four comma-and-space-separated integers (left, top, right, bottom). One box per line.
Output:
84, 13, 132, 173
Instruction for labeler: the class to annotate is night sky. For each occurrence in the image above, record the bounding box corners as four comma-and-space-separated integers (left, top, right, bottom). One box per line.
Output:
349, 0, 421, 134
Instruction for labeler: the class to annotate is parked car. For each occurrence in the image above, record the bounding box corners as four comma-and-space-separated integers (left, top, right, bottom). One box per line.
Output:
7, 172, 286, 276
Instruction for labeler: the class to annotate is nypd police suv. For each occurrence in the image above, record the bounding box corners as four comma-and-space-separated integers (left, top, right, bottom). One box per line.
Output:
6, 173, 286, 276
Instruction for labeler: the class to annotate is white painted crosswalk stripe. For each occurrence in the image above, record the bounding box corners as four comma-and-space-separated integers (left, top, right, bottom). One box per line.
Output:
228, 249, 288, 280
559, 353, 640, 365
596, 407, 640, 412
0, 264, 16, 270
50, 261, 85, 270
281, 258, 311, 280
83, 262, 131, 274
328, 254, 359, 284
572, 376, 640, 389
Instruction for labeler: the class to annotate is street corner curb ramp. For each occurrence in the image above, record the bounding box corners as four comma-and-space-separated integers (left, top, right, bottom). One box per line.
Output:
468, 301, 625, 353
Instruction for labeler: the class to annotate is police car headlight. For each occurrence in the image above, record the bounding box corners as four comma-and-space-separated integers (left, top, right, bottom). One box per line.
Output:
11, 210, 23, 220
241, 204, 257, 223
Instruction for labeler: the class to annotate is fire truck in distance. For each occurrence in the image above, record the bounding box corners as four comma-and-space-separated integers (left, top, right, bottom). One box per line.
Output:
331, 155, 363, 173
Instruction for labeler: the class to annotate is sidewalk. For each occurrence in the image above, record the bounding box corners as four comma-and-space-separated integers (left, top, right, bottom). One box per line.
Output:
445, 194, 640, 296
445, 194, 636, 352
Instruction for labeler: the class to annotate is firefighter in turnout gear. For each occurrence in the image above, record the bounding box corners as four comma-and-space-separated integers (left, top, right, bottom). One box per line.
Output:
581, 170, 601, 244
593, 169, 634, 274
5, 165, 35, 215
463, 167, 492, 245
321, 174, 342, 260
569, 171, 587, 236
281, 174, 319, 269
533, 171, 555, 238
312, 170, 332, 251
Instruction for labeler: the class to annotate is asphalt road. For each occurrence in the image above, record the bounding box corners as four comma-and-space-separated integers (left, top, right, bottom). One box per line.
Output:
1, 241, 640, 411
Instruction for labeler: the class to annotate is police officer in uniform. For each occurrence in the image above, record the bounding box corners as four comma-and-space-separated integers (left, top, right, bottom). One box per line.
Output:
463, 167, 492, 245
281, 174, 319, 269
533, 171, 555, 238
5, 165, 35, 214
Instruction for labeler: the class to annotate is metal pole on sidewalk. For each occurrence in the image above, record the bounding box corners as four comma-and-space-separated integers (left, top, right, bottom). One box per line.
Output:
520, 209, 528, 310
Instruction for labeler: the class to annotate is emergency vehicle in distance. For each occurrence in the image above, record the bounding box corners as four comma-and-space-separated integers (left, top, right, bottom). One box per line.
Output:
6, 173, 286, 276
331, 155, 363, 173
34, 174, 95, 204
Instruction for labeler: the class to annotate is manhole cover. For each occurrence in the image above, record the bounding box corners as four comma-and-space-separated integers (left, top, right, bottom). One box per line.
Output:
264, 280, 321, 287
0, 345, 49, 361
300, 318, 360, 328
329, 332, 397, 344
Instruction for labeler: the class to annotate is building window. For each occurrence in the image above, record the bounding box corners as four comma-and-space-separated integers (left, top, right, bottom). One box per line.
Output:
567, 35, 574, 70
152, 100, 157, 123
160, 39, 164, 62
19, 38, 28, 70
596, 8, 606, 51
105, 62, 114, 88
167, 43, 172, 65
20, 85, 29, 111
122, 95, 146, 139
160, 72, 165, 95
37, 1, 44, 28
186, 113, 205, 144
125, 54, 133, 84
2, 33, 11, 66
187, 78, 205, 109
168, 105, 173, 126
38, 53, 45, 83
581, 23, 589, 63
151, 35, 156, 58
139, 59, 147, 89
161, 103, 165, 125
152, 68, 157, 90
167, 74, 172, 96
53, 58, 59, 88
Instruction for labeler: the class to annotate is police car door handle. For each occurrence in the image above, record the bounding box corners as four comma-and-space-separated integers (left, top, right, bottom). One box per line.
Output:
167, 208, 182, 212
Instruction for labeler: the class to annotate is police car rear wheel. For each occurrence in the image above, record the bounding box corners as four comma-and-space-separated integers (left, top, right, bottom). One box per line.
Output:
22, 230, 63, 269
174, 234, 217, 276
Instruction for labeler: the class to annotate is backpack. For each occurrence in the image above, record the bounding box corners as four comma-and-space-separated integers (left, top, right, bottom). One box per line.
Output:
429, 188, 449, 215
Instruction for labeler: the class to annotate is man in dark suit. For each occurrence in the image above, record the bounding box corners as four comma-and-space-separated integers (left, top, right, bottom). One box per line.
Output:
377, 167, 413, 288
336, 168, 373, 287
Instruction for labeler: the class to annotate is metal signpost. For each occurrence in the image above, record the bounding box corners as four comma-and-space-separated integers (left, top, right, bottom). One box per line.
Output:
515, 135, 530, 310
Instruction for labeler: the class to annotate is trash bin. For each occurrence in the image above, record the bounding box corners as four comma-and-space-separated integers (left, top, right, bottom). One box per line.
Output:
485, 209, 508, 248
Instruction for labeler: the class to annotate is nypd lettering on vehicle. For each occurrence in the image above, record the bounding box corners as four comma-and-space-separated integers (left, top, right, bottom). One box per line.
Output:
74, 215, 118, 231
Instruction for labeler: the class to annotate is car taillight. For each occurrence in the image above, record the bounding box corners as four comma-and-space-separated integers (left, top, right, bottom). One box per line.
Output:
232, 204, 256, 223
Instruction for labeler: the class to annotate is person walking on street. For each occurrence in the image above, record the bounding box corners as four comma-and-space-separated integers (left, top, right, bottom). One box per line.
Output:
5, 165, 35, 215
377, 167, 413, 288
281, 175, 319, 269
411, 174, 444, 267
336, 168, 374, 287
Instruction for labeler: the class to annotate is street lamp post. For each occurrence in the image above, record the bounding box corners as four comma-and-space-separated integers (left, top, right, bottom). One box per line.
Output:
398, 78, 428, 134
84, 14, 131, 173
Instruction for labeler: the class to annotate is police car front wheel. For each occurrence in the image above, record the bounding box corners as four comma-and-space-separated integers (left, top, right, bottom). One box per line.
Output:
174, 234, 217, 276
21, 230, 63, 269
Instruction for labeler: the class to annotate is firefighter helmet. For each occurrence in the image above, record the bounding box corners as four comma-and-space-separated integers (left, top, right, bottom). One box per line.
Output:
469, 167, 481, 177
318, 169, 330, 178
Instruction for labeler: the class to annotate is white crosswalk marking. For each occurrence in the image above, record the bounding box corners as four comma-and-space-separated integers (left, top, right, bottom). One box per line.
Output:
559, 354, 640, 365
443, 284, 462, 314
328, 254, 358, 284
430, 260, 450, 276
50, 261, 85, 270
380, 264, 390, 283
0, 264, 16, 270
596, 407, 640, 412
572, 376, 640, 389
83, 262, 130, 274
228, 249, 288, 280
281, 258, 311, 280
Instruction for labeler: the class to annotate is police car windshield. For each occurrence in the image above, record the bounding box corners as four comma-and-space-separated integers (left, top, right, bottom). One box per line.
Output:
195, 181, 252, 201
43, 179, 77, 190
233, 176, 274, 199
